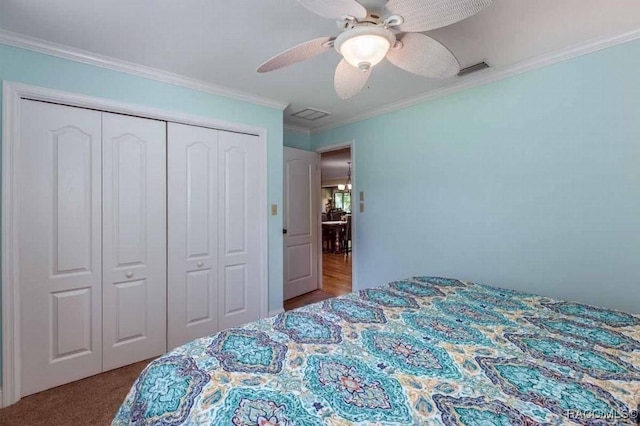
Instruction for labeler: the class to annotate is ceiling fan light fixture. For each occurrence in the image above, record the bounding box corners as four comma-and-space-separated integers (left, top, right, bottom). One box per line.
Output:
335, 26, 395, 71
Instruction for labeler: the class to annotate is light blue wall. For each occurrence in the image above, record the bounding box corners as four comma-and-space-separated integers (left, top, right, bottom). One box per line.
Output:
0, 44, 285, 317
312, 39, 640, 314
283, 128, 311, 150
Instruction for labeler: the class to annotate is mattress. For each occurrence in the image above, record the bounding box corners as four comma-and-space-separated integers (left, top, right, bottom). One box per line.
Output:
113, 277, 640, 425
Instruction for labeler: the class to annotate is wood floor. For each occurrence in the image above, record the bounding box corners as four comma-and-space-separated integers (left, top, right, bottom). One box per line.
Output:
321, 252, 352, 296
284, 252, 352, 311
0, 360, 150, 425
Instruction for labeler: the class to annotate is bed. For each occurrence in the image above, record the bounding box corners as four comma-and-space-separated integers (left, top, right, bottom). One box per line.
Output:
113, 277, 640, 425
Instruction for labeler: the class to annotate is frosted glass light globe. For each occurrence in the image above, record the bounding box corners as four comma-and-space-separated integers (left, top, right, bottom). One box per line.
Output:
335, 26, 395, 71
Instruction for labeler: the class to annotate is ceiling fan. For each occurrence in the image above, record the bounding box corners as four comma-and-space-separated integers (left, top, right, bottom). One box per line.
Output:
257, 0, 491, 99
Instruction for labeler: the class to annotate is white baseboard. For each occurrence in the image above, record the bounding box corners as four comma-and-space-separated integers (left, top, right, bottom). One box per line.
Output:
267, 308, 284, 317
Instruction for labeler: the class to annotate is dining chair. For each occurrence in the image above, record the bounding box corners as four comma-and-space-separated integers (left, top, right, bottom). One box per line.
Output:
343, 215, 352, 258
329, 210, 343, 221
322, 226, 334, 252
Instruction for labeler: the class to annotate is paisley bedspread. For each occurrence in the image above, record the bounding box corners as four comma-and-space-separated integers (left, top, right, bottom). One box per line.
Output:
113, 277, 640, 425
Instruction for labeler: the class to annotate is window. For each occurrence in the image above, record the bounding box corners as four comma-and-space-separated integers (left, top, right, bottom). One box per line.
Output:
333, 191, 351, 213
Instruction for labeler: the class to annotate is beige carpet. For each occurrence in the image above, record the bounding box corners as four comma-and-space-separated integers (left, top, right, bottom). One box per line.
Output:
0, 360, 150, 426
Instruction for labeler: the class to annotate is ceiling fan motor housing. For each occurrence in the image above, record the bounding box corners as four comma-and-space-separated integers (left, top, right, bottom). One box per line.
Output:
334, 25, 396, 71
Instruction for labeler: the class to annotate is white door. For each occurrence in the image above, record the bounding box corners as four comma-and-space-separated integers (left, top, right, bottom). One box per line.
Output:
19, 100, 103, 396
283, 147, 320, 300
167, 123, 219, 349
217, 130, 262, 330
102, 113, 167, 370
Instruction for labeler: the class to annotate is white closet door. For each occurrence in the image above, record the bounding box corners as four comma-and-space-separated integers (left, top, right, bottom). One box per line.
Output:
218, 130, 261, 330
102, 113, 167, 370
19, 100, 103, 396
167, 123, 219, 349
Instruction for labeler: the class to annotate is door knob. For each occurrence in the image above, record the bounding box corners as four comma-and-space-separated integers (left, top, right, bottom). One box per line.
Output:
197, 261, 204, 267
126, 271, 134, 278
283, 229, 288, 234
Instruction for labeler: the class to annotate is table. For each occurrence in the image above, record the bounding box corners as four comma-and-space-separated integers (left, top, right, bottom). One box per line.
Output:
322, 221, 347, 253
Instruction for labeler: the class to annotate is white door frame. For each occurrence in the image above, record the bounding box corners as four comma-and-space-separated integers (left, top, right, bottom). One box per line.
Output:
1, 81, 270, 407
315, 140, 357, 294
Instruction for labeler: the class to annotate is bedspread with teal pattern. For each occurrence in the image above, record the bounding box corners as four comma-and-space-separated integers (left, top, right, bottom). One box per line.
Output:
113, 278, 640, 425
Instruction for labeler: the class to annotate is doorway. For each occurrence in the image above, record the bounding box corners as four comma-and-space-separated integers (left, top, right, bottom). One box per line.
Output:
319, 147, 353, 298
283, 143, 354, 311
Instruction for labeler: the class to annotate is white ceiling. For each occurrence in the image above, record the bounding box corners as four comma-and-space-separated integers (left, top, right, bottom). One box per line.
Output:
1, 0, 639, 130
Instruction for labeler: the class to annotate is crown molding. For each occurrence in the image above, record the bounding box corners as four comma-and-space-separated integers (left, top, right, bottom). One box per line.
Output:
310, 27, 640, 134
2, 25, 638, 131
0, 29, 289, 111
283, 124, 312, 135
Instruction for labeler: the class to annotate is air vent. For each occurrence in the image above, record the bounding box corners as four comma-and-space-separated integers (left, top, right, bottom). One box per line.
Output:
457, 61, 490, 77
291, 108, 331, 121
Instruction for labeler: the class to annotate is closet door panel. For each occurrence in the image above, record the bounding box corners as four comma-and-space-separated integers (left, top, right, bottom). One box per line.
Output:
19, 100, 103, 396
102, 113, 167, 371
218, 131, 261, 330
168, 123, 219, 349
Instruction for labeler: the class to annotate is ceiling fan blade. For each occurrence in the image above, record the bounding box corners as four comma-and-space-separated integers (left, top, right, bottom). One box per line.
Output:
334, 59, 370, 100
386, 33, 460, 78
385, 0, 492, 32
296, 0, 367, 20
257, 37, 333, 73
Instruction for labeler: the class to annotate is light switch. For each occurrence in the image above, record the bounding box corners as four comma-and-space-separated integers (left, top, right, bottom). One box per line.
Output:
271, 204, 278, 215
359, 191, 364, 202
359, 203, 365, 213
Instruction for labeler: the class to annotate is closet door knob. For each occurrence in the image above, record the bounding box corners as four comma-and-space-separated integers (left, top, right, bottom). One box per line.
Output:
197, 261, 204, 267
126, 271, 134, 278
